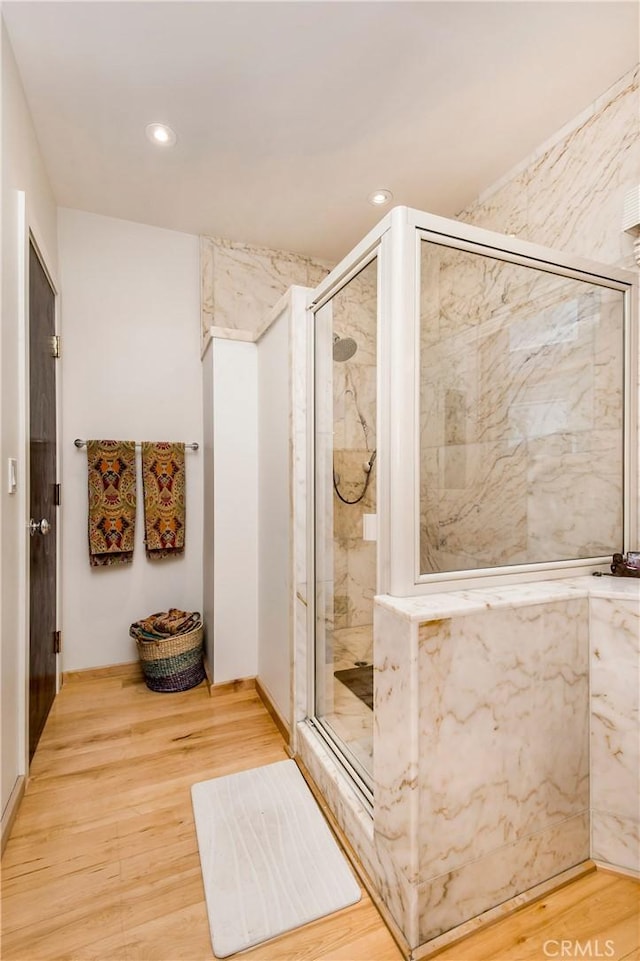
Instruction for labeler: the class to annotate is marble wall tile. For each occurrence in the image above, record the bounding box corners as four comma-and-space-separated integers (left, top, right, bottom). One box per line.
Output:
330, 257, 378, 633
463, 68, 639, 270
200, 235, 330, 339
592, 811, 640, 872
526, 430, 622, 560
423, 439, 529, 571
418, 812, 590, 943
333, 260, 377, 367
332, 625, 373, 667
333, 364, 377, 452
417, 599, 589, 879
332, 545, 349, 631
590, 594, 640, 871
373, 605, 421, 893
333, 450, 376, 543
346, 540, 377, 629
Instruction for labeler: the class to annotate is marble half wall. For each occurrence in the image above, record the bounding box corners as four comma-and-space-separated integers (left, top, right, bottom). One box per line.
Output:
299, 579, 597, 954
200, 235, 330, 341
374, 586, 590, 947
590, 581, 640, 874
415, 597, 590, 941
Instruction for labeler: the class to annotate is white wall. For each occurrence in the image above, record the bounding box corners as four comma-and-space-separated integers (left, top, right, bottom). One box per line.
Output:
58, 208, 202, 670
1, 21, 58, 816
257, 306, 291, 722
206, 338, 258, 683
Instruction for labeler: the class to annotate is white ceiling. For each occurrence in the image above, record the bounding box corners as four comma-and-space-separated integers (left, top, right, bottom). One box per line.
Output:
3, 1, 638, 262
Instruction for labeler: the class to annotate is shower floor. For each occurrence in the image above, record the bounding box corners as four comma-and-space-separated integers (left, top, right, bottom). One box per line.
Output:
322, 624, 373, 774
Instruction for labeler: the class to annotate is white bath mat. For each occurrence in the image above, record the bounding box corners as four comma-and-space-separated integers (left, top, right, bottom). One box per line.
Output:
191, 759, 361, 958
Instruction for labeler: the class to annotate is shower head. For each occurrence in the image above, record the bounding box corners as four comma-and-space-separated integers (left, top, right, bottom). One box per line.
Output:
333, 335, 358, 362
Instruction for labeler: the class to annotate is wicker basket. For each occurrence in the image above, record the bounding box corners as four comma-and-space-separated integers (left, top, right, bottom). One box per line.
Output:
136, 623, 205, 693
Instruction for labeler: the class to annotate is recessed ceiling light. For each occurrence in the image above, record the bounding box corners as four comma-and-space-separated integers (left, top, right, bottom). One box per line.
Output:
368, 188, 393, 206
145, 122, 177, 147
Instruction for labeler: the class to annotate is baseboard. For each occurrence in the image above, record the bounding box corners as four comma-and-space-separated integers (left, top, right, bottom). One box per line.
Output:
255, 677, 291, 745
593, 860, 640, 881
208, 677, 256, 698
63, 661, 142, 683
1, 775, 26, 855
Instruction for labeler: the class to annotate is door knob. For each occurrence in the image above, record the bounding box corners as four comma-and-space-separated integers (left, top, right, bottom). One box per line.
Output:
30, 517, 51, 537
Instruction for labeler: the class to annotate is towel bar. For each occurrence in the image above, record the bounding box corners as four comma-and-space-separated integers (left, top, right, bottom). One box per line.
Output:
74, 438, 199, 451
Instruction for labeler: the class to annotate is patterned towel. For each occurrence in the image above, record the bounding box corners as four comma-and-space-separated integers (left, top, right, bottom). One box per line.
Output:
87, 440, 137, 567
141, 442, 186, 560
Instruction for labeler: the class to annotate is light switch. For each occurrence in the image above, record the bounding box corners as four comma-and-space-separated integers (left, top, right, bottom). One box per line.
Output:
362, 513, 377, 541
7, 458, 17, 494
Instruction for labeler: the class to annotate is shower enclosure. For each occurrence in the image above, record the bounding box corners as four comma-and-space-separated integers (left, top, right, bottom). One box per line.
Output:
295, 207, 637, 956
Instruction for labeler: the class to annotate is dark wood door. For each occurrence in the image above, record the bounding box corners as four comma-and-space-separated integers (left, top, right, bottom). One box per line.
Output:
29, 241, 57, 761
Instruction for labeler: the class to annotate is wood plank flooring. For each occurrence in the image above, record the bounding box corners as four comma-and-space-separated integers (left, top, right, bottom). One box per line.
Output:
1, 669, 638, 961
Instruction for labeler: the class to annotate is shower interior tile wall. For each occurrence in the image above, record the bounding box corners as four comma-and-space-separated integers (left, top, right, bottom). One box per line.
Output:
332, 265, 377, 638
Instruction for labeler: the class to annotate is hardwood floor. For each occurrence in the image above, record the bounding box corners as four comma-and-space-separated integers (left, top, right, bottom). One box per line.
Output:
1, 669, 638, 961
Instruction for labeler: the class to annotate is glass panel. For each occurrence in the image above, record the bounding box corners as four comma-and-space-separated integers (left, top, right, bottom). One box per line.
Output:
419, 239, 625, 574
314, 258, 377, 781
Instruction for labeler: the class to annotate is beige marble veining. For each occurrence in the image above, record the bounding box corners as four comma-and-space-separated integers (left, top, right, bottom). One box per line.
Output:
333, 364, 377, 452
526, 431, 622, 560
419, 238, 626, 574
463, 67, 639, 270
373, 605, 421, 889
417, 812, 590, 943
333, 260, 377, 367
200, 235, 330, 341
590, 593, 640, 872
592, 810, 640, 872
417, 600, 589, 878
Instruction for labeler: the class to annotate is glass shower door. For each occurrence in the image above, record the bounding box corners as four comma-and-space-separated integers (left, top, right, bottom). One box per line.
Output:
313, 258, 378, 785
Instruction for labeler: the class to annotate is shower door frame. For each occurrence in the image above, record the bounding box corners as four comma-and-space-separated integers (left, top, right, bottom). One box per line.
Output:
306, 214, 394, 805
387, 207, 638, 595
